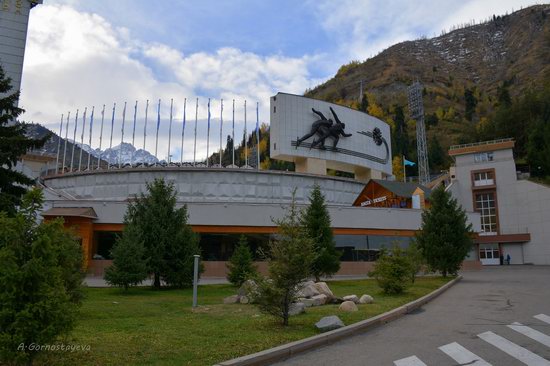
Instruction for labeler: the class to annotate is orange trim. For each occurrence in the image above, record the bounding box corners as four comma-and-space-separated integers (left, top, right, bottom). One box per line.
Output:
475, 233, 530, 244
449, 141, 514, 156
91, 223, 417, 236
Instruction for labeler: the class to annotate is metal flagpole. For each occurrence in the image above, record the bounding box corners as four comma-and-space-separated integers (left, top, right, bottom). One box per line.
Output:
55, 113, 63, 174
155, 99, 161, 164
119, 102, 127, 168
180, 98, 186, 163
167, 98, 173, 164
143, 99, 149, 151
70, 109, 79, 172
256, 102, 260, 170
219, 99, 223, 166
244, 100, 247, 167
97, 105, 105, 169
232, 99, 235, 166
193, 98, 198, 166
131, 100, 137, 165
108, 103, 116, 170
403, 155, 406, 182
87, 106, 94, 170
78, 107, 87, 171
62, 112, 70, 173
206, 98, 211, 167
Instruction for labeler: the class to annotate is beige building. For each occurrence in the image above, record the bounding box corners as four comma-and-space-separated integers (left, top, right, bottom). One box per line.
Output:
447, 138, 550, 265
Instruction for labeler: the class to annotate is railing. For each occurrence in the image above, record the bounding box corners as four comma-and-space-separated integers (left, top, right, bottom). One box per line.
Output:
449, 138, 514, 150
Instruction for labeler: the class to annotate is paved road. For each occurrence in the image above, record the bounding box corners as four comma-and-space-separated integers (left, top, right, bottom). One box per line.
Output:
275, 266, 550, 366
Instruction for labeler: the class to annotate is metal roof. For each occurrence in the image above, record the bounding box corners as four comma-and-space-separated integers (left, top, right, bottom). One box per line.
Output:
371, 179, 432, 199
41, 207, 98, 219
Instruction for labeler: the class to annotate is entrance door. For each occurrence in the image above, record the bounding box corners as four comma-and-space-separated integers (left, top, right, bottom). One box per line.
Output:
479, 243, 500, 265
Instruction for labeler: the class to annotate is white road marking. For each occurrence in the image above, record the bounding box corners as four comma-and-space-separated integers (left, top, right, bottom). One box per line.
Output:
508, 322, 550, 348
478, 331, 550, 365
535, 314, 550, 325
393, 355, 428, 366
439, 342, 492, 365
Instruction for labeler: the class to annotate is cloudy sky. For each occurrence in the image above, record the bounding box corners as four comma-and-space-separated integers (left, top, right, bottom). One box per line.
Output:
19, 0, 538, 161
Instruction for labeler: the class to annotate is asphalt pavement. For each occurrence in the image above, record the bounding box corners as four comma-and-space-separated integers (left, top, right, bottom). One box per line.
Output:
274, 266, 550, 366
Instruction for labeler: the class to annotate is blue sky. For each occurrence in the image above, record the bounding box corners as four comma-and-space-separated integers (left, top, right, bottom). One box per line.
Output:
19, 0, 540, 160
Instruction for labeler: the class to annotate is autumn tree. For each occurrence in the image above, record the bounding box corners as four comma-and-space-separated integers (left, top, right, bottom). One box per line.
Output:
392, 156, 404, 182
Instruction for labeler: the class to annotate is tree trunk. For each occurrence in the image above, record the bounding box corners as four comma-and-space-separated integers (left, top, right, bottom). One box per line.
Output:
154, 273, 161, 289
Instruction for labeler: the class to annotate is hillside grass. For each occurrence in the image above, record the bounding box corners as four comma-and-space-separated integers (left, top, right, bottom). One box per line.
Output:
36, 277, 451, 366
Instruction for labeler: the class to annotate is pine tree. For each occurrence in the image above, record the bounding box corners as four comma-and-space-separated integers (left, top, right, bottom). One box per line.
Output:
415, 187, 473, 277
0, 188, 83, 365
392, 105, 409, 157
359, 93, 369, 112
255, 191, 315, 326
227, 235, 258, 286
126, 178, 201, 289
104, 219, 148, 290
464, 88, 478, 121
302, 184, 340, 281
428, 137, 446, 172
0, 65, 48, 215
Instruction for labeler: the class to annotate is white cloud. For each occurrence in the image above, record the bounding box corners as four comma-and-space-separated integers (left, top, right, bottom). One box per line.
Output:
20, 4, 316, 160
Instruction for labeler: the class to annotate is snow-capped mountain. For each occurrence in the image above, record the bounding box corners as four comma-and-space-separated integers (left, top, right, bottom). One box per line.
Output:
100, 142, 159, 165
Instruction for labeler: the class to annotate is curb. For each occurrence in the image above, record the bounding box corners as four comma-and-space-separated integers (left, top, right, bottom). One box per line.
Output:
215, 275, 462, 366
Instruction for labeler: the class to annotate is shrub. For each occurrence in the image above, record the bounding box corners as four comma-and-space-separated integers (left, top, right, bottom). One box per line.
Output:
371, 245, 412, 294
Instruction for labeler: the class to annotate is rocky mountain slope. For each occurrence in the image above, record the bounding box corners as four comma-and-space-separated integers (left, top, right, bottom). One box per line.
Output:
306, 5, 550, 150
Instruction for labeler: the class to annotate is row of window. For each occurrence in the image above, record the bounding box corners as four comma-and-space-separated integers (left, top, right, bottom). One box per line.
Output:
91, 232, 412, 262
475, 192, 497, 235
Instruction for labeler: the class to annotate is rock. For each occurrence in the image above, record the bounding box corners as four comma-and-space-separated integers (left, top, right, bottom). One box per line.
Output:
223, 295, 240, 304
238, 279, 258, 298
239, 295, 249, 304
299, 298, 316, 307
315, 315, 345, 332
343, 295, 359, 304
297, 281, 320, 298
359, 294, 374, 304
339, 301, 358, 312
329, 297, 344, 304
313, 282, 334, 298
311, 294, 328, 306
289, 302, 306, 316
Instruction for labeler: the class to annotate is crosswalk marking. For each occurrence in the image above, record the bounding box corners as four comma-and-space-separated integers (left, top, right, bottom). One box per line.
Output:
439, 342, 492, 365
508, 322, 550, 348
535, 314, 550, 325
478, 331, 550, 366
393, 355, 427, 366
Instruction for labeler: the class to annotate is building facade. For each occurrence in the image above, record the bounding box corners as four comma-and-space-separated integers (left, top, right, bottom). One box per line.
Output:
447, 139, 550, 265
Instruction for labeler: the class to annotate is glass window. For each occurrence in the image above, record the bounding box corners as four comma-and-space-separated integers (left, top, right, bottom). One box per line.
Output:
473, 171, 494, 186
475, 192, 498, 234
93, 231, 119, 260
474, 152, 494, 163
479, 244, 499, 260
334, 235, 412, 262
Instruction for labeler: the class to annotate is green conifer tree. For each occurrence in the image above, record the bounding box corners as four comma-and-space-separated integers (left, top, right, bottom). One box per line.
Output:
104, 218, 148, 290
227, 235, 258, 286
0, 65, 48, 215
0, 188, 83, 365
415, 187, 473, 277
255, 191, 315, 325
302, 184, 340, 281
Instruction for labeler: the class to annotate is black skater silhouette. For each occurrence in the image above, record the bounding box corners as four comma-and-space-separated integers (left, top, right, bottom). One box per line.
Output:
296, 107, 352, 149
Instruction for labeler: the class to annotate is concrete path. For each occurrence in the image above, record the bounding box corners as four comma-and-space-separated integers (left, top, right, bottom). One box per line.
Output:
274, 266, 550, 366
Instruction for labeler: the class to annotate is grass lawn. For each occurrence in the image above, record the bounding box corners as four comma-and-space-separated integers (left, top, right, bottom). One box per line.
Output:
37, 277, 451, 366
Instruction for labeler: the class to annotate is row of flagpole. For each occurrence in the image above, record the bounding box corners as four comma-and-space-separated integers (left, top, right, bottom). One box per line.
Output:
54, 98, 262, 174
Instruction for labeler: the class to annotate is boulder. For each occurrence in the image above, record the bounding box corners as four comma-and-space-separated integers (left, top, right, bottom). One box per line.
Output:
238, 280, 259, 301
343, 295, 359, 304
223, 295, 240, 304
311, 294, 328, 306
289, 302, 306, 316
339, 301, 358, 312
359, 294, 374, 304
329, 297, 344, 304
297, 281, 320, 298
315, 316, 345, 332
239, 295, 250, 304
299, 298, 316, 308
313, 282, 334, 298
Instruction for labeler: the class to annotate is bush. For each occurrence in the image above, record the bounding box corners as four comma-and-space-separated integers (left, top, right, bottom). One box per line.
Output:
0, 189, 84, 365
227, 235, 258, 287
371, 245, 412, 294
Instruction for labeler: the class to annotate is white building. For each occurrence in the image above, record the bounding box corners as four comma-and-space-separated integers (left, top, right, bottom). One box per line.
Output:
447, 138, 550, 265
